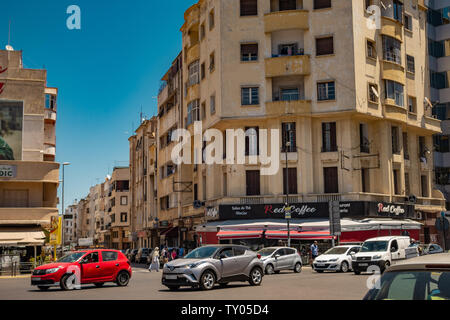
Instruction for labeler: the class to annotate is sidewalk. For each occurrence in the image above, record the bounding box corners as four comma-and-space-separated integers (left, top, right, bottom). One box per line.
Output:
0, 275, 30, 279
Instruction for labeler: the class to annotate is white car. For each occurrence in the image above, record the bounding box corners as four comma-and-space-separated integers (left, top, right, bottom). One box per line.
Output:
313, 245, 361, 273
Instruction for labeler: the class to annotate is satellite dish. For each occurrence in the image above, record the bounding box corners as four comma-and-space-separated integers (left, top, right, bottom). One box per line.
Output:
371, 86, 379, 98
5, 45, 13, 51
380, 1, 387, 10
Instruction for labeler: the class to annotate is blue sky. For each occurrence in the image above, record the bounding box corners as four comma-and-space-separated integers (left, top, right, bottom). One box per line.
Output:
1, 0, 194, 211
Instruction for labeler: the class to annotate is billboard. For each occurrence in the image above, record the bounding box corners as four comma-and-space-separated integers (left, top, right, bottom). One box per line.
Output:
49, 216, 62, 245
0, 101, 23, 160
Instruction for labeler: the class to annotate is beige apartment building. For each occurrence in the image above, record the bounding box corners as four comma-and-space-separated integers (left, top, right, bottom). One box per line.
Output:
152, 0, 446, 247
129, 118, 158, 248
108, 167, 131, 250
0, 49, 59, 252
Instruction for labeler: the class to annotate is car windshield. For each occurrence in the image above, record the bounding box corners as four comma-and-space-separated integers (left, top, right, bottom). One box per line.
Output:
365, 271, 450, 300
324, 247, 349, 255
57, 252, 86, 263
183, 246, 218, 259
257, 248, 276, 256
361, 241, 388, 252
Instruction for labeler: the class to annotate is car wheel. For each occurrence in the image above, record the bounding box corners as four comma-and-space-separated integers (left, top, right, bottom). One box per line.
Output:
37, 286, 49, 291
249, 267, 263, 286
116, 271, 130, 287
168, 286, 180, 291
60, 273, 77, 291
340, 261, 349, 273
265, 264, 274, 275
294, 262, 302, 273
200, 270, 216, 290
94, 283, 105, 288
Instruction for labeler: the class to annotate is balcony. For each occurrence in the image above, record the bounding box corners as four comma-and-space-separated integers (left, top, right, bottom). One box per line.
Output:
264, 10, 309, 33
266, 99, 311, 117
44, 144, 56, 156
44, 109, 56, 122
186, 83, 200, 102
186, 43, 200, 66
423, 115, 442, 134
380, 16, 403, 42
0, 160, 59, 182
0, 207, 58, 225
265, 55, 310, 78
384, 103, 407, 122
381, 60, 405, 84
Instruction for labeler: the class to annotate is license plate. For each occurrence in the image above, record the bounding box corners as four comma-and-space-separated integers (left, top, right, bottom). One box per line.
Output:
165, 275, 177, 280
359, 263, 368, 266
316, 263, 325, 267
34, 277, 41, 281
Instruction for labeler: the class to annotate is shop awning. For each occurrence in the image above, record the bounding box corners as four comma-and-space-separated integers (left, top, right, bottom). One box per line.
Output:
160, 226, 178, 237
217, 230, 264, 239
0, 230, 46, 246
265, 230, 334, 240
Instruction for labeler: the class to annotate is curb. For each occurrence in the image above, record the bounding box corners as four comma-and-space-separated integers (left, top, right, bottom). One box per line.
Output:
0, 275, 31, 279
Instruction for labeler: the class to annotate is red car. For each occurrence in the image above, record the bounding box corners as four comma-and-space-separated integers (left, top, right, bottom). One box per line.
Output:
31, 249, 132, 291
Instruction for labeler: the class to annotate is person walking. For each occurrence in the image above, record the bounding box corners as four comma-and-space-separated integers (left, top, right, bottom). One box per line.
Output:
171, 249, 177, 260
179, 247, 184, 258
148, 247, 160, 272
310, 241, 319, 264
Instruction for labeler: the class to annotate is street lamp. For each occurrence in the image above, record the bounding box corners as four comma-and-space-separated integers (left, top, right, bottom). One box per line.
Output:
61, 162, 71, 252
284, 135, 291, 247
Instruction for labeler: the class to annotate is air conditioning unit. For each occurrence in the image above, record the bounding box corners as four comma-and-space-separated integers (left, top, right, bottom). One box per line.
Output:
416, 212, 423, 220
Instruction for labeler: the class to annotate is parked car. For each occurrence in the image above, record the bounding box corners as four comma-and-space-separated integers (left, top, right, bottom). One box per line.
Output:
421, 244, 444, 255
352, 236, 419, 274
31, 249, 132, 291
128, 249, 138, 263
363, 253, 450, 300
162, 245, 264, 291
257, 247, 302, 274
136, 248, 151, 264
313, 245, 361, 273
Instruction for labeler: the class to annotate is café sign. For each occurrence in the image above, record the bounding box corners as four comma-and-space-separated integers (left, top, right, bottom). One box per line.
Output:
0, 165, 16, 178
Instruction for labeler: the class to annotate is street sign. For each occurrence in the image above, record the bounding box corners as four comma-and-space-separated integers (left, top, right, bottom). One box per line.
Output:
329, 201, 341, 236
285, 206, 292, 220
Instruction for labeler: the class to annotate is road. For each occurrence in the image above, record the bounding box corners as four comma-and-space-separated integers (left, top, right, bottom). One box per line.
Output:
0, 264, 372, 300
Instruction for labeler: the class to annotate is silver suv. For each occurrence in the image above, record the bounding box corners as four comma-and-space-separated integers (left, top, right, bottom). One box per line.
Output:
257, 247, 302, 274
162, 245, 264, 290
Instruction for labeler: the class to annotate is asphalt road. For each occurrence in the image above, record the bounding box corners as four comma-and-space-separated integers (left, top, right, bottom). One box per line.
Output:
0, 264, 372, 300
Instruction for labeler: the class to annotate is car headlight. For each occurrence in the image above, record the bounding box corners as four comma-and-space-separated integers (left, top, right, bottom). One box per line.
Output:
187, 262, 203, 269
372, 255, 382, 260
328, 258, 338, 262
45, 267, 62, 274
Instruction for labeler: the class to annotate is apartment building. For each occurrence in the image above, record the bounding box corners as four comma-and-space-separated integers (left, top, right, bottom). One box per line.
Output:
63, 204, 77, 246
129, 117, 158, 249
0, 49, 59, 251
153, 0, 446, 247
108, 167, 131, 250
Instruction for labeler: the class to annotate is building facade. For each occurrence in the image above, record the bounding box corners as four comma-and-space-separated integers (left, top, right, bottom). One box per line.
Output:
151, 0, 446, 249
0, 49, 60, 252
63, 204, 77, 246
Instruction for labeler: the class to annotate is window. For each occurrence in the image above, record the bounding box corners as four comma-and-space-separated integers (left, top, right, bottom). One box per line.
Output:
393, 0, 403, 23
419, 136, 426, 158
404, 172, 410, 196
241, 43, 258, 61
187, 100, 200, 125
283, 168, 298, 195
421, 175, 429, 197
45, 94, 57, 110
406, 55, 415, 73
316, 36, 334, 56
282, 122, 296, 152
368, 83, 378, 103
361, 168, 370, 193
383, 36, 401, 64
120, 212, 127, 222
245, 126, 259, 156
322, 122, 337, 152
360, 123, 369, 153
317, 81, 335, 101
281, 88, 299, 101
188, 60, 199, 86
201, 101, 206, 120
160, 196, 169, 210
433, 103, 450, 121
201, 62, 205, 80
324, 167, 338, 193
430, 70, 448, 89
393, 169, 400, 195
111, 214, 115, 223
200, 23, 205, 40
120, 196, 128, 206
241, 87, 259, 105
408, 96, 417, 113
385, 80, 404, 107
314, 0, 331, 10
234, 247, 246, 256
403, 132, 409, 159
279, 43, 299, 56
116, 180, 129, 192
83, 252, 99, 263
367, 40, 376, 59
428, 39, 445, 58
434, 135, 450, 153
240, 0, 258, 16
209, 52, 215, 72
246, 170, 260, 195
223, 173, 227, 196
209, 9, 215, 30
280, 0, 297, 10
210, 94, 216, 115
392, 126, 400, 154
404, 14, 412, 31
102, 251, 118, 262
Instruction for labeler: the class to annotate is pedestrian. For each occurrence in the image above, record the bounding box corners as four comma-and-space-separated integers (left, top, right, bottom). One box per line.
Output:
310, 241, 319, 263
171, 249, 177, 260
179, 247, 184, 258
161, 247, 168, 264
148, 247, 160, 272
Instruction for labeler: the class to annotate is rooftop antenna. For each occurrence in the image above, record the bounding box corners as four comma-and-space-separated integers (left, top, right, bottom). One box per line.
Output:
5, 19, 14, 51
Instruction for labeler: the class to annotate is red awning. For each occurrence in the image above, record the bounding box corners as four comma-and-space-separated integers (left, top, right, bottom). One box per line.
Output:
265, 230, 334, 240
217, 230, 263, 239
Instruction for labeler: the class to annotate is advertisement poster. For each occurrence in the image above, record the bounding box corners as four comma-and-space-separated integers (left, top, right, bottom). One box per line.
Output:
49, 215, 62, 245
0, 101, 23, 160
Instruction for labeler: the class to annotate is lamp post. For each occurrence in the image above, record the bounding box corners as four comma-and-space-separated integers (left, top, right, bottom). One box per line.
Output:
61, 162, 70, 253
284, 137, 291, 247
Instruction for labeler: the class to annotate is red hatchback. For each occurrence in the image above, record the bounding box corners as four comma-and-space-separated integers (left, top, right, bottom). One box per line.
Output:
31, 249, 132, 291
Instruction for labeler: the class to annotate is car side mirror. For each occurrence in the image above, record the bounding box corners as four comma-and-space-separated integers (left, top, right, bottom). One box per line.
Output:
349, 251, 355, 255
275, 254, 280, 259
391, 247, 396, 252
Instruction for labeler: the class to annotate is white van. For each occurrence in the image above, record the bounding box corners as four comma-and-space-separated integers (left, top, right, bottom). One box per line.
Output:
352, 236, 419, 274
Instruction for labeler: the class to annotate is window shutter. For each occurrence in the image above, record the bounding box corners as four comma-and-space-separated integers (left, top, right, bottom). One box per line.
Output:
316, 37, 334, 56
330, 122, 337, 151
240, 0, 258, 16
280, 0, 297, 11
314, 0, 332, 10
